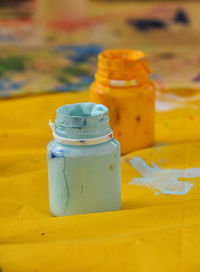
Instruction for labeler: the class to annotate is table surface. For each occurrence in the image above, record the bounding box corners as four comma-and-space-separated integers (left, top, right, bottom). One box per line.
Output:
0, 88, 200, 271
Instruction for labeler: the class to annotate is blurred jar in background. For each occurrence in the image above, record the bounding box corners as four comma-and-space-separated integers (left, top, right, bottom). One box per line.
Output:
90, 49, 155, 155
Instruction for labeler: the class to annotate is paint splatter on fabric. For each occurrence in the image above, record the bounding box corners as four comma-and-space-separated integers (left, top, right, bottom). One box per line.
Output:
156, 90, 200, 112
173, 9, 190, 25
129, 156, 200, 195
193, 74, 200, 83
0, 44, 102, 98
127, 18, 167, 31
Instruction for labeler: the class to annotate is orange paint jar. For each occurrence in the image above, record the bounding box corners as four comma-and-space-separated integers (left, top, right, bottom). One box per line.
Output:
90, 49, 155, 155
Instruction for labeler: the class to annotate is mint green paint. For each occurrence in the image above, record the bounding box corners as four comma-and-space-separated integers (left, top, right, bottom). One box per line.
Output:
47, 103, 121, 216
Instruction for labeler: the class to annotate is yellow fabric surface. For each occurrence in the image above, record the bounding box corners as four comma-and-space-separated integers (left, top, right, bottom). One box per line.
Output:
1, 90, 200, 271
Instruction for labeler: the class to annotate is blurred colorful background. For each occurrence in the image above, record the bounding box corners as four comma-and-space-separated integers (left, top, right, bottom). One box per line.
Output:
0, 0, 200, 99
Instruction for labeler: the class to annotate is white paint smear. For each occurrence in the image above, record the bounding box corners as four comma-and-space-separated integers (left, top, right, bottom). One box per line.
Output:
129, 157, 200, 195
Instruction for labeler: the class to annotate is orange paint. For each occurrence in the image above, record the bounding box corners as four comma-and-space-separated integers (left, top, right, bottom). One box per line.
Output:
90, 49, 155, 154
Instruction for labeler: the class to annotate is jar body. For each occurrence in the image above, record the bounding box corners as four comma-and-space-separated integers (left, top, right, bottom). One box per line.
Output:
90, 82, 155, 155
47, 138, 121, 216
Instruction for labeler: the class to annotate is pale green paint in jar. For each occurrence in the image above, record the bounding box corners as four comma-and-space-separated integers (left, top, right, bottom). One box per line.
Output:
47, 102, 121, 216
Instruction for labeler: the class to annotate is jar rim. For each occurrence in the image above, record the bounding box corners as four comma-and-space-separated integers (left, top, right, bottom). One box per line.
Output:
99, 49, 145, 64
55, 102, 111, 136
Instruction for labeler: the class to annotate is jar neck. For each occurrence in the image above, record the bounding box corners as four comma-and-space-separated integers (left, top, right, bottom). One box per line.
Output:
95, 49, 152, 87
55, 103, 111, 139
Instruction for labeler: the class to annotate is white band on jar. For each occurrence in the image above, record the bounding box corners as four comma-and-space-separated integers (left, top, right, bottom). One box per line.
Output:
110, 79, 137, 87
49, 120, 113, 146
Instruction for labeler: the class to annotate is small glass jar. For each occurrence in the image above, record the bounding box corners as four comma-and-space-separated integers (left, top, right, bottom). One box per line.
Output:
90, 49, 155, 155
47, 102, 121, 216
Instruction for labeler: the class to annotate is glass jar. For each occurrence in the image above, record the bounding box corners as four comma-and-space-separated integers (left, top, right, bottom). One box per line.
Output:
47, 102, 121, 216
90, 49, 155, 155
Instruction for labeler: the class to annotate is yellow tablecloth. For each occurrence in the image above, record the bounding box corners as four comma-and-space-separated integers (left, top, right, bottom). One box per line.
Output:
1, 90, 200, 271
